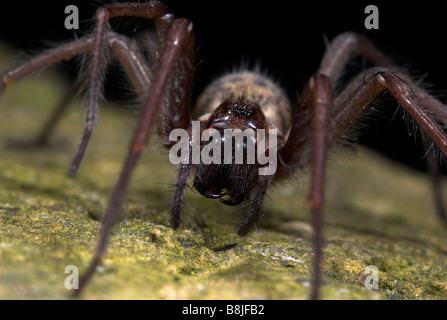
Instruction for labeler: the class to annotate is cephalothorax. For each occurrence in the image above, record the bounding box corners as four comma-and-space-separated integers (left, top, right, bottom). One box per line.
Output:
189, 71, 289, 216
1, 1, 447, 299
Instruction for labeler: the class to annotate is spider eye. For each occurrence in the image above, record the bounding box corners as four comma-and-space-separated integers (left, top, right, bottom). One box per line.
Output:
210, 98, 265, 129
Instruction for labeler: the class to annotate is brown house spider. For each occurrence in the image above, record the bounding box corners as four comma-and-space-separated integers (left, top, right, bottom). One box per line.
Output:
1, 1, 447, 299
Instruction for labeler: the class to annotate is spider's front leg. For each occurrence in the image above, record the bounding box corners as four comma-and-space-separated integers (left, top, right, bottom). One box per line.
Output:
307, 76, 332, 300
0, 1, 194, 298
276, 74, 333, 300
318, 68, 447, 299
74, 16, 194, 298
279, 33, 447, 300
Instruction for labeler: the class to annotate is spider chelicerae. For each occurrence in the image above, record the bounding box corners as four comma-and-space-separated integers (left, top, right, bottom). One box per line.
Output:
1, 1, 447, 299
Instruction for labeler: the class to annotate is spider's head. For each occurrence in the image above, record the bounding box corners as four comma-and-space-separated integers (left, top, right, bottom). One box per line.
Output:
193, 97, 271, 206
206, 97, 268, 132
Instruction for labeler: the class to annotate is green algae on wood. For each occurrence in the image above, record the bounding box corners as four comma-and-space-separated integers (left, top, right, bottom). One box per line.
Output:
0, 43, 446, 300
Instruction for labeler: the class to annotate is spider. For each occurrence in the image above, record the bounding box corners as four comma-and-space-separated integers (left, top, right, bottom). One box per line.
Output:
1, 1, 447, 300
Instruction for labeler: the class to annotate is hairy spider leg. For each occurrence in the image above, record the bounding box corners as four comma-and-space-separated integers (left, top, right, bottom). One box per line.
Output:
319, 32, 447, 225
318, 32, 395, 87
74, 18, 194, 298
320, 68, 447, 299
277, 32, 447, 300
0, 2, 167, 170
0, 35, 95, 94
170, 163, 192, 229
308, 76, 332, 300
0, 31, 154, 166
237, 175, 273, 236
0, 1, 194, 298
67, 1, 170, 176
329, 68, 447, 154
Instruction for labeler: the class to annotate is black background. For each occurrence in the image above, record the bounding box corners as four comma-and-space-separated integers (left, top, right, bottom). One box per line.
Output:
0, 0, 446, 171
